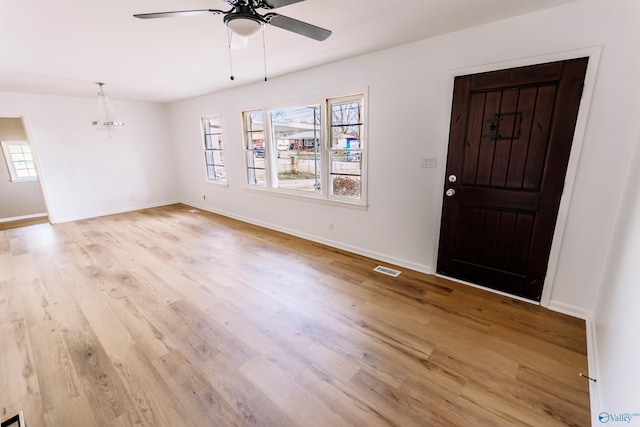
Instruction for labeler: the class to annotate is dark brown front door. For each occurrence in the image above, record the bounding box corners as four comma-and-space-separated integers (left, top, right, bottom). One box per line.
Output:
437, 58, 588, 301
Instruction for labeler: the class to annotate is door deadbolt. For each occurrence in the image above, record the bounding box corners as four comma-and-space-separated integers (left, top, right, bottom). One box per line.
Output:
448, 175, 457, 183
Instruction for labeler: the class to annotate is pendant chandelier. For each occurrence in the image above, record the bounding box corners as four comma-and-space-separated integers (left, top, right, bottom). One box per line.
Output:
92, 82, 124, 131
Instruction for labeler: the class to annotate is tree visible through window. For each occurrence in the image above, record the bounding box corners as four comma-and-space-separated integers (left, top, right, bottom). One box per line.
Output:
329, 96, 364, 199
1, 141, 37, 182
241, 93, 366, 205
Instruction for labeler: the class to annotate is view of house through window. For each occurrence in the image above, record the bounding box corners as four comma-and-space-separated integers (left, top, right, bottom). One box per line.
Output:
1, 141, 38, 182
202, 116, 226, 183
271, 105, 321, 193
242, 93, 366, 204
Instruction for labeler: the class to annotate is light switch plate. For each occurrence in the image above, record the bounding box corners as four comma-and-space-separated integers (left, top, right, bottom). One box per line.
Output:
421, 157, 437, 168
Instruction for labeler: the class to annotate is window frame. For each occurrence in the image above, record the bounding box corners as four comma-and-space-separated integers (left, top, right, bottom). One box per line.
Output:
241, 90, 368, 207
1, 140, 38, 182
201, 115, 227, 185
327, 94, 366, 203
242, 109, 269, 188
268, 103, 323, 196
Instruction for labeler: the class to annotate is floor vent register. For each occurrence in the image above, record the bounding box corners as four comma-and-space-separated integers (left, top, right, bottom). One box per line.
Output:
1, 412, 26, 427
373, 265, 401, 277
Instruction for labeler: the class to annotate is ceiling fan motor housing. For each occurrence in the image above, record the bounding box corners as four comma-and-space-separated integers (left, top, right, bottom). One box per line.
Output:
224, 4, 265, 37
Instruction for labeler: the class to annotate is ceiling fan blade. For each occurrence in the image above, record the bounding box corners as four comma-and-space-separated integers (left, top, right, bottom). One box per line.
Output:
267, 14, 331, 41
134, 9, 224, 19
263, 0, 307, 8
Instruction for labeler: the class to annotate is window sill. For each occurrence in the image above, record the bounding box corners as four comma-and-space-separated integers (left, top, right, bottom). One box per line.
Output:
205, 180, 228, 187
244, 186, 368, 211
9, 177, 38, 183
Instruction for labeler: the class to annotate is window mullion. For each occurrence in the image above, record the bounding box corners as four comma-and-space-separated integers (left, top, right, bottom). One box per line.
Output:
264, 109, 276, 189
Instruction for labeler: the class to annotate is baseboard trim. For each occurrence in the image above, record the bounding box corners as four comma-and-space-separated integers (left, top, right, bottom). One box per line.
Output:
546, 300, 592, 320
0, 212, 47, 223
584, 316, 602, 425
183, 200, 433, 275
547, 301, 601, 423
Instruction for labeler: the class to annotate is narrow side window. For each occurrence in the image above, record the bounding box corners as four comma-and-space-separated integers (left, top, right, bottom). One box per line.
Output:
202, 116, 226, 184
243, 110, 267, 187
328, 95, 365, 201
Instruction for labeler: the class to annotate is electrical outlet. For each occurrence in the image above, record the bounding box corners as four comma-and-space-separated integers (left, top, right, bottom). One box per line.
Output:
329, 221, 334, 231
203, 195, 206, 200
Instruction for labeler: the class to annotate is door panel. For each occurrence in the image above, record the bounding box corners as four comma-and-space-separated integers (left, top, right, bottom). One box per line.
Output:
437, 58, 588, 301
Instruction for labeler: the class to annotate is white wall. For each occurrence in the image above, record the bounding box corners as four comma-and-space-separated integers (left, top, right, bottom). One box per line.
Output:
169, 0, 640, 315
592, 135, 640, 422
0, 91, 178, 223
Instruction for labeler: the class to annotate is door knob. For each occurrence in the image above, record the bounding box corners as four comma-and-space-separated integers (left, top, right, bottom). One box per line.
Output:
446, 188, 456, 197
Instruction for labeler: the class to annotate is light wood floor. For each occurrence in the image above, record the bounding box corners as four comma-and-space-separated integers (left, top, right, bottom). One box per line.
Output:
0, 204, 590, 426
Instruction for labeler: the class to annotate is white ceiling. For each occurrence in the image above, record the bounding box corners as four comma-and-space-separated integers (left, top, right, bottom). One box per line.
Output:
0, 0, 580, 103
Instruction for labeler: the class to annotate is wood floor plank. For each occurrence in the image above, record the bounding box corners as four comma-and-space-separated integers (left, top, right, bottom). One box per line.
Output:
0, 318, 39, 409
397, 373, 514, 427
346, 368, 437, 427
0, 254, 13, 282
19, 278, 99, 427
516, 363, 590, 410
42, 395, 100, 427
151, 349, 249, 427
197, 352, 299, 426
0, 231, 10, 254
0, 204, 591, 426
295, 366, 397, 427
30, 256, 136, 424
107, 348, 197, 427
240, 355, 351, 427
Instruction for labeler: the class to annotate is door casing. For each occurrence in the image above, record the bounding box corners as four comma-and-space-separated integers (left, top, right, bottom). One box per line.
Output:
433, 48, 601, 309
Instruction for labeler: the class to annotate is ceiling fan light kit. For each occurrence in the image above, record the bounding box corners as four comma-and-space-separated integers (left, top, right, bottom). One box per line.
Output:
223, 8, 265, 37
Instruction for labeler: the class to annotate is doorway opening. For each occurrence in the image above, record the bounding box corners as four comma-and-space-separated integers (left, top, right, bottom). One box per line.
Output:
0, 117, 49, 230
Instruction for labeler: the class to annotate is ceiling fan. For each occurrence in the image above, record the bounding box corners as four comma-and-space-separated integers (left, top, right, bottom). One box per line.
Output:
133, 0, 332, 41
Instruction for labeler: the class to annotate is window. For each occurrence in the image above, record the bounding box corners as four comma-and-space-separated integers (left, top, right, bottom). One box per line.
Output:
1, 141, 37, 182
242, 93, 366, 205
243, 110, 267, 187
328, 96, 364, 199
202, 116, 226, 183
271, 105, 321, 194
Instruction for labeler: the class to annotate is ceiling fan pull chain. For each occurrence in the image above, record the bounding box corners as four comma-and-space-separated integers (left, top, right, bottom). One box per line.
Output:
262, 27, 268, 82
227, 27, 235, 81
